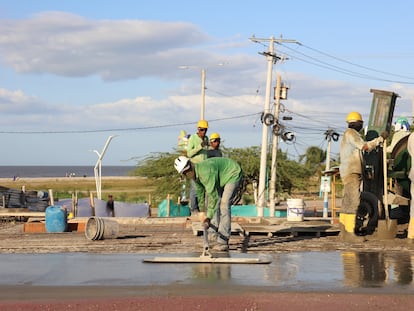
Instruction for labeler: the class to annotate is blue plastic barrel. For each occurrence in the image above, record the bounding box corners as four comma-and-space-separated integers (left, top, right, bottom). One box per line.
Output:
45, 206, 68, 233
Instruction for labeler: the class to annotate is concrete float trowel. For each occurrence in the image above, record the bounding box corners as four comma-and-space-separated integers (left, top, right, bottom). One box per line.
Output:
376, 140, 398, 239
143, 222, 271, 264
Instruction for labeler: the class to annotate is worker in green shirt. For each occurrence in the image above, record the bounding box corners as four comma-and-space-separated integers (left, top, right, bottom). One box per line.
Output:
186, 120, 209, 215
174, 156, 243, 251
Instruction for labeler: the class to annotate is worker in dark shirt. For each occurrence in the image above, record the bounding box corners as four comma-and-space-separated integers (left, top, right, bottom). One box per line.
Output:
207, 132, 223, 158
106, 194, 115, 217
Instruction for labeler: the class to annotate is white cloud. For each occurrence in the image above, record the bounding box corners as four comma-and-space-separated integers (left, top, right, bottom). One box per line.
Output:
0, 11, 412, 164
0, 12, 211, 80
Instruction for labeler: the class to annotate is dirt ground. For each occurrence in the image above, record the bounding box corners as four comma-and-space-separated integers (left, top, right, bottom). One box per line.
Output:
0, 216, 413, 254
1, 291, 413, 311
0, 218, 414, 310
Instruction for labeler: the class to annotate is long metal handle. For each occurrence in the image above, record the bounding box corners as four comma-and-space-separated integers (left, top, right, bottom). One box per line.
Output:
201, 222, 212, 258
383, 141, 389, 221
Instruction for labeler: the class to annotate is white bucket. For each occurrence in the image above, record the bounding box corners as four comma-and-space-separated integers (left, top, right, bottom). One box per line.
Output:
287, 198, 305, 221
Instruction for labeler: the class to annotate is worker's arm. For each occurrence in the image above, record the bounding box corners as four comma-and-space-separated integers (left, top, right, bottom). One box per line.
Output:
362, 132, 388, 152
186, 135, 203, 158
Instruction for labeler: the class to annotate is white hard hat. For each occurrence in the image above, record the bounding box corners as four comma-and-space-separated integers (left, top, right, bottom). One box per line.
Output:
174, 156, 190, 174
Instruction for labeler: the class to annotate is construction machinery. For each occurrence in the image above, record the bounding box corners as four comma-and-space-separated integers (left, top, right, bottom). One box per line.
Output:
357, 89, 411, 238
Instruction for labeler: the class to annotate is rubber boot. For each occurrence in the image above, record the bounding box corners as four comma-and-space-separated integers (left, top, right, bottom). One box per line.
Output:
339, 213, 355, 233
407, 219, 414, 240
339, 213, 365, 243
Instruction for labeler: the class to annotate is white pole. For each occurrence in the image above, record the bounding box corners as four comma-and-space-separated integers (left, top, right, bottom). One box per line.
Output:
93, 155, 101, 199
201, 68, 206, 120
269, 75, 281, 217
323, 135, 331, 218
257, 36, 275, 217
93, 135, 117, 200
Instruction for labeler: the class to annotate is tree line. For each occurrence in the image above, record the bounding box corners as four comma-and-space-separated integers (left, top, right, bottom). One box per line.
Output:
131, 146, 338, 207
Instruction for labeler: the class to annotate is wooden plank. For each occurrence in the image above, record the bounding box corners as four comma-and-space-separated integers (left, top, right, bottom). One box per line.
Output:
242, 222, 340, 236
191, 222, 245, 236
0, 212, 45, 217
143, 256, 271, 264
23, 220, 86, 233
23, 222, 46, 233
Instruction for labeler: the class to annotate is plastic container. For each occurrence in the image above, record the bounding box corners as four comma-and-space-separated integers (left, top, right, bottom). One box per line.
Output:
287, 199, 305, 221
45, 205, 68, 232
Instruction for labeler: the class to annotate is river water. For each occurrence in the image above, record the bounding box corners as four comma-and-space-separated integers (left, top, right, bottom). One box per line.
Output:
0, 251, 412, 293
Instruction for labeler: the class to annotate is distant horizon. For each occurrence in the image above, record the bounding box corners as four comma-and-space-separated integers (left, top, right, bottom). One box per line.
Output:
0, 165, 136, 178
0, 164, 136, 167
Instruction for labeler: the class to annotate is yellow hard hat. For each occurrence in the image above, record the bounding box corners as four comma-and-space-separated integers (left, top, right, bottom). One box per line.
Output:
346, 111, 363, 123
210, 132, 220, 140
197, 120, 209, 129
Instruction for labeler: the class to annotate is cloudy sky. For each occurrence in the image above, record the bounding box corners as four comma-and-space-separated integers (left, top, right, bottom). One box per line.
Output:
0, 1, 414, 166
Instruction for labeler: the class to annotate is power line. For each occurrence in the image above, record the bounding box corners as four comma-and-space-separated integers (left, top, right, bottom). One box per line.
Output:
277, 42, 414, 84
300, 43, 414, 81
0, 112, 261, 134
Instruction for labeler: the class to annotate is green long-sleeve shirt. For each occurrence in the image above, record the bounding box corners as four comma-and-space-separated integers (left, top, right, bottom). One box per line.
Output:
194, 157, 243, 218
187, 133, 209, 163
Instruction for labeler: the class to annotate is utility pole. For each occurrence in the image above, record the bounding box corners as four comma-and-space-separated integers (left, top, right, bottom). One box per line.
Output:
322, 129, 339, 218
323, 131, 332, 218
269, 75, 282, 217
201, 69, 206, 120
179, 65, 207, 120
250, 35, 299, 217
179, 64, 224, 121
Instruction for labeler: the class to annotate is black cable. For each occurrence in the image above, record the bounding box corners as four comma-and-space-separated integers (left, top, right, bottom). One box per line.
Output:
278, 42, 414, 84
0, 112, 261, 134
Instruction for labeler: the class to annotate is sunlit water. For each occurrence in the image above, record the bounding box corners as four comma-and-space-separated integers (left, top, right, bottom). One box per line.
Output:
0, 251, 412, 293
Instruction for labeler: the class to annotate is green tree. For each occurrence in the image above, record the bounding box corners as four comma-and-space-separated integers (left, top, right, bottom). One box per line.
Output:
275, 149, 314, 194
132, 152, 184, 205
299, 146, 326, 173
226, 146, 261, 183
131, 146, 322, 207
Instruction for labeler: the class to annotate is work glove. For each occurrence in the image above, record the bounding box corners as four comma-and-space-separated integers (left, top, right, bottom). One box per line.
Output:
380, 131, 389, 140
203, 217, 211, 229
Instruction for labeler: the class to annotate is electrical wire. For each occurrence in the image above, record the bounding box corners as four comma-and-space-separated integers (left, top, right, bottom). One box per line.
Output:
299, 43, 414, 81
0, 112, 261, 134
277, 42, 414, 84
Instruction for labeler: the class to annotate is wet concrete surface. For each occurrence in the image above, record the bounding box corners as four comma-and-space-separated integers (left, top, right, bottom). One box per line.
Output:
0, 251, 412, 295
0, 219, 414, 306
